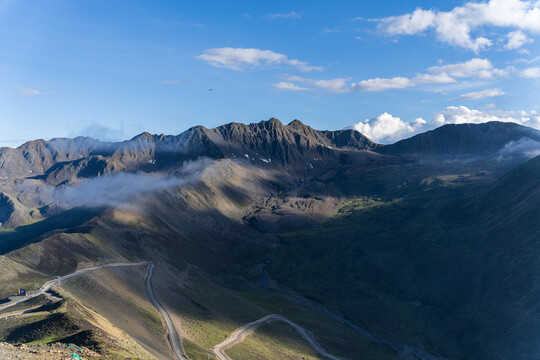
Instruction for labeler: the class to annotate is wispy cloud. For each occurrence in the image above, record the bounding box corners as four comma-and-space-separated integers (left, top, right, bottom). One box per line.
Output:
377, 0, 540, 52
19, 88, 43, 96
505, 30, 533, 50
413, 73, 457, 85
282, 75, 351, 93
197, 47, 323, 72
53, 159, 214, 208
267, 11, 301, 20
273, 81, 309, 91
454, 88, 505, 100
278, 58, 506, 93
427, 58, 508, 79
516, 55, 540, 65
321, 27, 340, 34
352, 77, 414, 91
520, 67, 540, 78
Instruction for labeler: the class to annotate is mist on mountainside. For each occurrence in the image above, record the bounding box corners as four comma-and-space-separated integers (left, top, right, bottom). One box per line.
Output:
51, 158, 215, 208
1, 119, 540, 360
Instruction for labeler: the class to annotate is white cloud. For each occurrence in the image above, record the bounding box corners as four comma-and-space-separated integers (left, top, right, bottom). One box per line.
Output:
505, 30, 532, 49
267, 12, 301, 20
277, 58, 506, 94
520, 67, 540, 78
352, 77, 414, 91
427, 58, 507, 79
197, 48, 322, 72
352, 113, 427, 143
351, 58, 504, 91
19, 88, 42, 96
273, 81, 309, 91
281, 76, 351, 93
312, 78, 351, 93
321, 27, 340, 34
499, 137, 540, 158
413, 73, 457, 85
349, 106, 540, 143
378, 0, 540, 52
381, 8, 437, 35
434, 106, 540, 129
454, 88, 505, 100
517, 55, 540, 64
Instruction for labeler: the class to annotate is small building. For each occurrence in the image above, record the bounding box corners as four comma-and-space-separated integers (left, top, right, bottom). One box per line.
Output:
17, 288, 27, 296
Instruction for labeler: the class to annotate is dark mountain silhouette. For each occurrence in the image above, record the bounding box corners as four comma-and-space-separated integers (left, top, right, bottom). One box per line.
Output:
382, 121, 540, 156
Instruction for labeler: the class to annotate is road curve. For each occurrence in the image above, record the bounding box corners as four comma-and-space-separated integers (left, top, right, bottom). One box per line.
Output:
212, 314, 344, 360
0, 261, 151, 312
144, 263, 189, 360
0, 261, 188, 360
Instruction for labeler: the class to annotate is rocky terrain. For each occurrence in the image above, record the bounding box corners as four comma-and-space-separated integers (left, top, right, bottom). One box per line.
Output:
0, 118, 540, 360
0, 342, 98, 360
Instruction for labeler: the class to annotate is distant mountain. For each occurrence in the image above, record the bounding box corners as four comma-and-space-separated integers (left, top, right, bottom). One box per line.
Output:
382, 122, 540, 156
0, 118, 381, 184
0, 137, 114, 179
5, 120, 539, 183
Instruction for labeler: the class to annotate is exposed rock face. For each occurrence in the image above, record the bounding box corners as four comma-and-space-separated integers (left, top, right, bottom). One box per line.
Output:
200, 118, 378, 169
0, 119, 381, 185
1, 119, 538, 186
0, 137, 113, 179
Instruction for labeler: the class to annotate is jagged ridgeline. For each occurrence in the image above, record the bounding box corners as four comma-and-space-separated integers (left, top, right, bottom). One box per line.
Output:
1, 118, 540, 360
0, 118, 382, 182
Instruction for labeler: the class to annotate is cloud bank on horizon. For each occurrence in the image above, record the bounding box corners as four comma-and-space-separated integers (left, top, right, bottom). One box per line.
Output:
353, 106, 540, 144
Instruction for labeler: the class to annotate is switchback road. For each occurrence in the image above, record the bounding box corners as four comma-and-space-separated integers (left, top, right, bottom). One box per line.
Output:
212, 314, 343, 360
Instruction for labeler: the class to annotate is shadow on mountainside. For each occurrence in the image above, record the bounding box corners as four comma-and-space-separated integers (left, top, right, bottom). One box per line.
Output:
0, 206, 103, 255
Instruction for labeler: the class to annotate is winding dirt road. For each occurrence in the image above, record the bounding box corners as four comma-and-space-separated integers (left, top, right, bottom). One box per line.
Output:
212, 314, 343, 360
0, 261, 189, 360
0, 261, 151, 312
144, 263, 189, 360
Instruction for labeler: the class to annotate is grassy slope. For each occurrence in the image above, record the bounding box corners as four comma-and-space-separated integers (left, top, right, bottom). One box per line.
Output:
225, 321, 323, 360
158, 263, 400, 360
0, 299, 155, 359
267, 175, 490, 359
3, 157, 538, 359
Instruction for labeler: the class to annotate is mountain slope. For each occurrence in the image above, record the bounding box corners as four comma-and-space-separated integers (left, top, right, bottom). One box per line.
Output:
382, 121, 540, 156
1, 119, 540, 360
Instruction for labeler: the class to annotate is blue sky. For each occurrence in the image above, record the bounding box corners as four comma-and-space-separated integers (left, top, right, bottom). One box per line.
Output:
1, 0, 539, 146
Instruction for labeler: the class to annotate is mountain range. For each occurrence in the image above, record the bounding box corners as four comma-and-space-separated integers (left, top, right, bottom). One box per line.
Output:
1, 118, 540, 360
